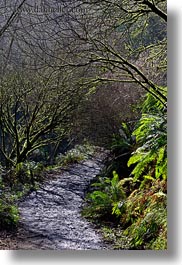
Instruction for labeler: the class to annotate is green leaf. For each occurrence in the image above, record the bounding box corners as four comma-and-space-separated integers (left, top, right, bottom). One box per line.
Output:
143, 175, 155, 181
111, 171, 119, 187
127, 152, 143, 167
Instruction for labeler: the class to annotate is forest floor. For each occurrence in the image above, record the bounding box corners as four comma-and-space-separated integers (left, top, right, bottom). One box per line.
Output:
0, 149, 110, 250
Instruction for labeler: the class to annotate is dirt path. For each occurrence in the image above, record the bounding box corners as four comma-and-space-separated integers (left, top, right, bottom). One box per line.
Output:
3, 151, 109, 250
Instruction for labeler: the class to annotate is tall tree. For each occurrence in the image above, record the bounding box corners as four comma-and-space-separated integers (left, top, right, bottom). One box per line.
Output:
0, 69, 84, 167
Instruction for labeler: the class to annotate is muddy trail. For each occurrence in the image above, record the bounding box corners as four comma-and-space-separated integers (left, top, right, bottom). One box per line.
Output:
6, 150, 110, 250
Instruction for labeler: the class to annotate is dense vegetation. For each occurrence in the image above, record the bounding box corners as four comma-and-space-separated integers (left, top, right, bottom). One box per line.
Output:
0, 0, 167, 250
82, 92, 167, 249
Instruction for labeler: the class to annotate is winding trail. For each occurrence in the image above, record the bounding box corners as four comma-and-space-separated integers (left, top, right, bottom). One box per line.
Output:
15, 150, 109, 250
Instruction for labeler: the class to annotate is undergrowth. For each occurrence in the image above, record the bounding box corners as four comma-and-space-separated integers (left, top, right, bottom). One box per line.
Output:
0, 160, 45, 231
0, 194, 19, 230
82, 92, 167, 250
0, 143, 95, 231
55, 143, 95, 166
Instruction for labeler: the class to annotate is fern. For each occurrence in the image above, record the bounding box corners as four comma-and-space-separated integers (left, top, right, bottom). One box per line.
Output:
142, 90, 167, 114
84, 171, 126, 218
127, 93, 167, 182
155, 147, 167, 180
112, 201, 125, 217
111, 171, 120, 187
90, 191, 111, 206
127, 152, 144, 167
111, 122, 135, 153
129, 151, 156, 181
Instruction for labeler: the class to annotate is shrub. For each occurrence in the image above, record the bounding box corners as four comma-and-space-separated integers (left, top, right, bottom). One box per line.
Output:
128, 96, 167, 183
56, 144, 95, 166
0, 195, 19, 230
102, 122, 135, 180
121, 180, 167, 249
9, 161, 44, 190
82, 92, 167, 250
83, 171, 128, 219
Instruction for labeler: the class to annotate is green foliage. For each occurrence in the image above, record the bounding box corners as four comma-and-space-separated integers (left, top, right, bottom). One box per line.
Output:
0, 159, 45, 231
83, 171, 127, 219
97, 179, 167, 250
88, 190, 112, 216
132, 114, 167, 148
0, 161, 45, 196
102, 122, 135, 181
11, 161, 44, 189
0, 195, 19, 230
127, 93, 167, 182
56, 144, 95, 166
121, 180, 167, 249
142, 91, 167, 114
111, 122, 135, 154
15, 161, 44, 178
0, 164, 5, 189
56, 152, 81, 166
82, 92, 167, 250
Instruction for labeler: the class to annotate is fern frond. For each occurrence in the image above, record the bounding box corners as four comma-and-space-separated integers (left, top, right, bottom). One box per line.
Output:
111, 171, 119, 187
130, 152, 156, 181
127, 152, 144, 167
